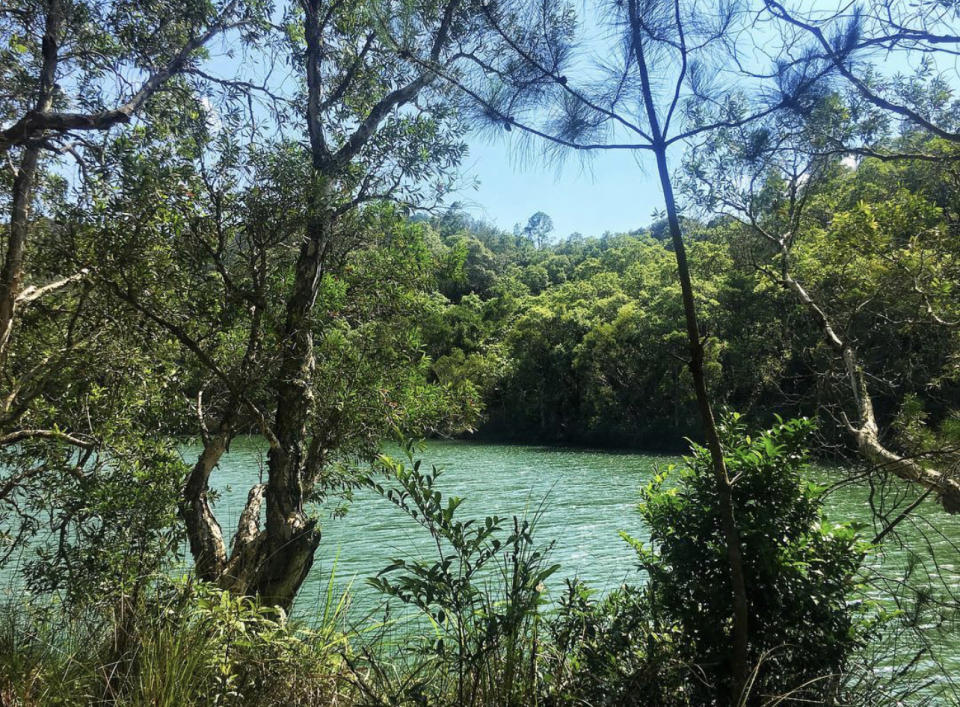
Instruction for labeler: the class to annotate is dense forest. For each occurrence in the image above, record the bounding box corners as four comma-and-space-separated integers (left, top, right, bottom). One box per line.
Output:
1, 0, 960, 705
419, 156, 960, 450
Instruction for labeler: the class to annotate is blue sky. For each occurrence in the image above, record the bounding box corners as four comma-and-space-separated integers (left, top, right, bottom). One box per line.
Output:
450, 1, 664, 240
455, 133, 663, 239
187, 1, 949, 242
445, 0, 942, 241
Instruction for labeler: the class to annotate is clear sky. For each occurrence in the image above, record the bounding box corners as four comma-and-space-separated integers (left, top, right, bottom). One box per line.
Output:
445, 0, 943, 241
450, 0, 665, 240
454, 133, 664, 239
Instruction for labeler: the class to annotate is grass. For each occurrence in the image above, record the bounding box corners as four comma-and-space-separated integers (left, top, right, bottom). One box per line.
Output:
0, 572, 353, 706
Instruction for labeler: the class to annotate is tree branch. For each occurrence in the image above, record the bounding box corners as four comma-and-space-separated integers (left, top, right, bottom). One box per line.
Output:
16, 268, 90, 305
763, 0, 960, 143
0, 428, 95, 449
0, 0, 245, 151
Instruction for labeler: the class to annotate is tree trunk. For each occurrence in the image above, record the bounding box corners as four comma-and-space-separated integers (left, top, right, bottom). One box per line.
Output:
654, 146, 752, 704
623, 2, 752, 697
237, 180, 330, 609
0, 0, 62, 364
0, 147, 40, 362
181, 433, 230, 581
180, 1, 332, 610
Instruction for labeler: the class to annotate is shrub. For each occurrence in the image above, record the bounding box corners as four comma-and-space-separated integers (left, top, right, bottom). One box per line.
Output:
362, 446, 558, 706
0, 577, 351, 706
628, 415, 870, 704
541, 579, 691, 706
541, 417, 871, 706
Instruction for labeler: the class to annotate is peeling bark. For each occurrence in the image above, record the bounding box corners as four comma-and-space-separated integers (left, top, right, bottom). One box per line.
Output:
219, 483, 268, 594
180, 434, 230, 581
231, 482, 266, 553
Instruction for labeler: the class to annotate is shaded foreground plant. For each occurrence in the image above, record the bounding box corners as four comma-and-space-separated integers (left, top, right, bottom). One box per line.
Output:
357, 442, 558, 706
541, 579, 692, 706
628, 416, 871, 705
529, 417, 880, 706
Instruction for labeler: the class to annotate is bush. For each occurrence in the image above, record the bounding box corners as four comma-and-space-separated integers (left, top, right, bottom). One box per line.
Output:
0, 577, 350, 706
628, 415, 870, 704
541, 579, 691, 706
541, 417, 870, 705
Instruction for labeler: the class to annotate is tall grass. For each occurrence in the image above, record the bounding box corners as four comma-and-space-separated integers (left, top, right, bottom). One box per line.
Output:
0, 571, 352, 706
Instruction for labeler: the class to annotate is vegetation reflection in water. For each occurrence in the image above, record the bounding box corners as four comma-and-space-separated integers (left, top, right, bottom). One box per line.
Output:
203, 438, 960, 677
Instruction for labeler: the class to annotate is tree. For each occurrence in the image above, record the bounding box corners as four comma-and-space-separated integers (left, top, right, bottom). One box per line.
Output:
412, 1, 810, 696
682, 101, 960, 512
0, 0, 268, 602
524, 211, 554, 249
0, 0, 262, 361
0, 0, 494, 611
74, 0, 497, 610
218, 0, 487, 608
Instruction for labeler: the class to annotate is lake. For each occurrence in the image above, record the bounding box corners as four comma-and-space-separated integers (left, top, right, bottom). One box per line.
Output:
206, 439, 664, 619
5, 437, 956, 696
203, 438, 960, 697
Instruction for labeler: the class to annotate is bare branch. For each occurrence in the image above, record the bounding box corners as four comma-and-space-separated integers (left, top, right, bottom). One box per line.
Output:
0, 428, 95, 449
15, 268, 90, 305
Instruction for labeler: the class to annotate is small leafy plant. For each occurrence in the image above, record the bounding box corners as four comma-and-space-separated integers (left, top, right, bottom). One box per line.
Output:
625, 415, 871, 704
364, 443, 558, 706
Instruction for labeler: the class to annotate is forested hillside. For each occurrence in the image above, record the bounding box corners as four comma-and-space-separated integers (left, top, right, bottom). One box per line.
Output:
419, 144, 960, 452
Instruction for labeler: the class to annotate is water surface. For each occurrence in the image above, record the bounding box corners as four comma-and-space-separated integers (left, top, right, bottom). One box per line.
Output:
5, 437, 958, 696
204, 439, 960, 646
205, 439, 668, 618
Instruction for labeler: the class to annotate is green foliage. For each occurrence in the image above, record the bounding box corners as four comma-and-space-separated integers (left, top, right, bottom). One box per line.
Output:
424, 219, 790, 447
421, 137, 960, 452
18, 436, 185, 605
629, 416, 870, 704
1, 1, 958, 703
0, 577, 350, 706
541, 580, 690, 706
364, 443, 558, 706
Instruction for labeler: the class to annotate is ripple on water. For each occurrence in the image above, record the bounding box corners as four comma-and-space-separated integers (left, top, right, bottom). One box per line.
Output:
183, 439, 960, 694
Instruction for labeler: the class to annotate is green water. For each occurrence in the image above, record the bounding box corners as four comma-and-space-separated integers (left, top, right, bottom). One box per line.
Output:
205, 439, 666, 618
201, 438, 960, 698
3, 437, 958, 695
204, 439, 960, 666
